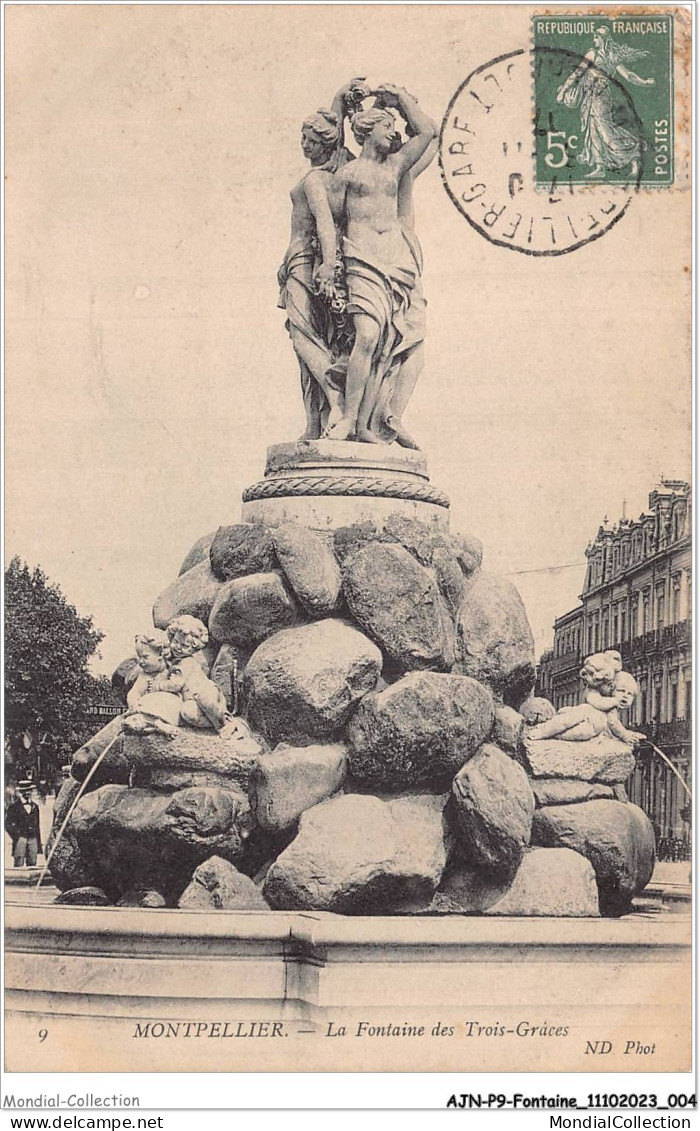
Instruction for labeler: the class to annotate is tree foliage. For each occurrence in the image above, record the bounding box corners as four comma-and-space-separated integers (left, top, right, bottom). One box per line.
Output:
4, 557, 117, 770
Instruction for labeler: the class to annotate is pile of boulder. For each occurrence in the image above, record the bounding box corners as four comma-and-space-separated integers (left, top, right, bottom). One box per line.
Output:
48, 513, 655, 917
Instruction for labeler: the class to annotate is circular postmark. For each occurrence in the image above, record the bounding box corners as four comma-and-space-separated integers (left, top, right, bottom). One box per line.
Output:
440, 48, 643, 255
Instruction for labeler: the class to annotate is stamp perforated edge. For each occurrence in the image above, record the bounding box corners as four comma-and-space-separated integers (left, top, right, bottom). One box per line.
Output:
530, 7, 686, 192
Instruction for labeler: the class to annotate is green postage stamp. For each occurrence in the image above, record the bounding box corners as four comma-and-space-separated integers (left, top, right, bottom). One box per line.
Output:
533, 14, 674, 186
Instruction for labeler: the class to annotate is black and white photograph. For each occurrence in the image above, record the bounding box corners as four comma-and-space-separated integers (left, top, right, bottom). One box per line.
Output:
3, 0, 693, 1110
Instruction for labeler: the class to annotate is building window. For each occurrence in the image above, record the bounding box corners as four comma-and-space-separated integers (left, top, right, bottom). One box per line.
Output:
672, 575, 681, 622
642, 594, 650, 634
656, 587, 665, 630
612, 610, 619, 643
620, 607, 627, 641
686, 682, 692, 725
653, 685, 662, 725
669, 679, 678, 722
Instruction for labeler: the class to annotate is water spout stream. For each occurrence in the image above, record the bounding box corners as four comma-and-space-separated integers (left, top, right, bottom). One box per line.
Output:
643, 740, 692, 800
35, 731, 122, 891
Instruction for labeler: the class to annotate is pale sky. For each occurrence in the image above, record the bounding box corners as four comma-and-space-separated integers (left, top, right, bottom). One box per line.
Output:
6, 5, 691, 676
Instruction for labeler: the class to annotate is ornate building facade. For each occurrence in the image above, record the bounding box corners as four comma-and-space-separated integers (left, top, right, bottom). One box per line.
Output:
538, 480, 692, 846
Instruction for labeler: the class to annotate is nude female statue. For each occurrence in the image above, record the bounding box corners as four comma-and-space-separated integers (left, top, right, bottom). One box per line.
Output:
278, 79, 369, 439
379, 103, 438, 449
325, 84, 437, 444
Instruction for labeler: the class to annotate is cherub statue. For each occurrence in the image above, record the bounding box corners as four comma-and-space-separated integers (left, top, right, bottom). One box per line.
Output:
122, 629, 183, 738
163, 616, 229, 730
526, 654, 644, 747
580, 649, 622, 694
607, 670, 646, 746
162, 616, 261, 750
126, 630, 171, 709
122, 617, 227, 737
122, 617, 260, 749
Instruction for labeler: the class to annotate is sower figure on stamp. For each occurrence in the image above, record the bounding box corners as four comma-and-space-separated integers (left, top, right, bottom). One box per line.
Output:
326, 84, 437, 444
556, 27, 654, 179
278, 78, 369, 440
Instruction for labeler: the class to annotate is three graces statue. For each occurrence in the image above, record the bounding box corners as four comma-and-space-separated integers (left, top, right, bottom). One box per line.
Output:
279, 78, 437, 449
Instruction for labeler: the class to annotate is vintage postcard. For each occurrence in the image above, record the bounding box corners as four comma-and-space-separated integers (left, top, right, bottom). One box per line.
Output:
3, 1, 692, 1087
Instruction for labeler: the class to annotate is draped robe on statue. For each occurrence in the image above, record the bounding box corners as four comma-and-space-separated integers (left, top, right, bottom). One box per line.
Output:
277, 240, 337, 436
342, 224, 426, 440
277, 150, 354, 436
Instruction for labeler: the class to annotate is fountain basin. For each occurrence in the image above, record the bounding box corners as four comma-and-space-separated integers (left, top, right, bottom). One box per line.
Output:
5, 895, 690, 1073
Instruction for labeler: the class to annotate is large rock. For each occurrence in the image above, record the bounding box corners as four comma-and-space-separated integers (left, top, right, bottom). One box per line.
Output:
346, 672, 494, 790
378, 515, 469, 618
386, 793, 450, 910
333, 520, 384, 566
210, 524, 276, 581
124, 726, 263, 792
153, 560, 224, 630
531, 801, 655, 915
252, 743, 347, 833
430, 865, 510, 914
209, 571, 299, 649
522, 733, 636, 784
65, 784, 254, 902
451, 743, 535, 878
51, 778, 83, 832
263, 793, 446, 913
453, 572, 535, 705
47, 783, 103, 893
491, 704, 524, 752
117, 888, 167, 908
242, 619, 381, 745
55, 887, 111, 906
449, 532, 483, 577
210, 644, 239, 710
179, 531, 217, 576
485, 848, 600, 917
381, 513, 448, 565
533, 779, 616, 807
272, 523, 342, 616
343, 543, 454, 671
432, 550, 468, 617
71, 717, 130, 787
518, 696, 556, 725
45, 826, 98, 893
178, 856, 269, 910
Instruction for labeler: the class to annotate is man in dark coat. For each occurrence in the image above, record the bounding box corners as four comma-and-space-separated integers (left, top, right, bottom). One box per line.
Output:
5, 781, 43, 867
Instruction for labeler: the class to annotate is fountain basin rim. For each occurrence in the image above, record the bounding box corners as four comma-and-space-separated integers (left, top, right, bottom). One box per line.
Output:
5, 901, 691, 956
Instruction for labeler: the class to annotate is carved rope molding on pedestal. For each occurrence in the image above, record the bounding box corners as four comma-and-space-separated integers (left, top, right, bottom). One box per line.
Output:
242, 476, 450, 509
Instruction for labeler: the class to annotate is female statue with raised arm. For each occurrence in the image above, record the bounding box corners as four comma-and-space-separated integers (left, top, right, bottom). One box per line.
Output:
379, 105, 438, 449
326, 83, 437, 444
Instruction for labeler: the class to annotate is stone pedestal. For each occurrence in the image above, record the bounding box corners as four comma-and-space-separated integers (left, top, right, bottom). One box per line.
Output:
241, 440, 450, 530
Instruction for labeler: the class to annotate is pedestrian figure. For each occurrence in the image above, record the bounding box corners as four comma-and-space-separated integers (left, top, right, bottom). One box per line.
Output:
5, 780, 43, 867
